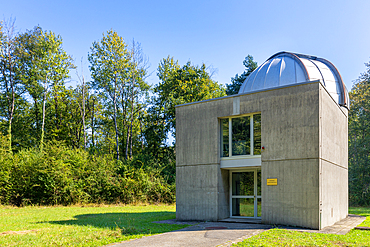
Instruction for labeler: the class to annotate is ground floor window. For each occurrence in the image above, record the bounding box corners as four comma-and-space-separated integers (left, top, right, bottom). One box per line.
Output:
221, 113, 261, 158
230, 169, 261, 218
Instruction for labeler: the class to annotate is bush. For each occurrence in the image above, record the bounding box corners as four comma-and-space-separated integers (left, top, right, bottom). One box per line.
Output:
1, 141, 175, 206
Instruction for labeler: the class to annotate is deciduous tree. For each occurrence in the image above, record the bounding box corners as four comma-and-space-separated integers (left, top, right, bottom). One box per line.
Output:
0, 19, 25, 152
89, 30, 130, 160
16, 27, 74, 151
153, 56, 226, 143
349, 62, 370, 205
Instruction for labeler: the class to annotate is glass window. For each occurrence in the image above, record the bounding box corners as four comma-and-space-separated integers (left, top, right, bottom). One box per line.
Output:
221, 119, 229, 157
257, 170, 261, 196
232, 172, 254, 196
232, 198, 254, 217
232, 116, 250, 156
221, 113, 261, 157
253, 114, 261, 155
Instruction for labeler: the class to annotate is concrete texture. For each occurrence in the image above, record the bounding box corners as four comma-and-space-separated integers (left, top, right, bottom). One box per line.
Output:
176, 80, 348, 230
176, 165, 229, 221
108, 215, 365, 247
262, 159, 320, 229
319, 83, 349, 228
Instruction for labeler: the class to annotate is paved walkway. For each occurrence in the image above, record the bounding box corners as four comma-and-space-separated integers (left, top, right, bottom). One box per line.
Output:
108, 215, 366, 247
289, 214, 367, 235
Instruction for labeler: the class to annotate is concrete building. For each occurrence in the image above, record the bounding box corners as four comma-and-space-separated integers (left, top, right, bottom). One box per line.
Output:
176, 52, 349, 230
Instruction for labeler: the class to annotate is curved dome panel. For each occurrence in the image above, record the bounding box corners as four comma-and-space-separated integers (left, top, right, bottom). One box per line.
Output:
238, 52, 349, 108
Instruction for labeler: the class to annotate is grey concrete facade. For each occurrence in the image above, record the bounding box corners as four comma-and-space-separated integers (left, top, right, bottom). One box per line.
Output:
176, 81, 348, 229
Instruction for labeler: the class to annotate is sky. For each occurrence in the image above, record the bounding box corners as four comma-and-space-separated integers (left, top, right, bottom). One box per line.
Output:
2, 0, 370, 91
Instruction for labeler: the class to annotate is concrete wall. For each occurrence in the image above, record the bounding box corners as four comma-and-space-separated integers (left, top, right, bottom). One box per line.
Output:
258, 83, 321, 229
176, 81, 348, 229
262, 159, 319, 228
176, 98, 232, 221
319, 84, 348, 228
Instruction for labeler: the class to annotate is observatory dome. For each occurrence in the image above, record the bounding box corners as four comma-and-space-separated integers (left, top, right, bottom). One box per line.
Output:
238, 52, 349, 108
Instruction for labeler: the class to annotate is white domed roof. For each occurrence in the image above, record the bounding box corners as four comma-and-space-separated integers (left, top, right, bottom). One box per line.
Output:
238, 52, 349, 108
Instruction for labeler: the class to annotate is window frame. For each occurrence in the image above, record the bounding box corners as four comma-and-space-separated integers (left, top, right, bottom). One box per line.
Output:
220, 113, 261, 159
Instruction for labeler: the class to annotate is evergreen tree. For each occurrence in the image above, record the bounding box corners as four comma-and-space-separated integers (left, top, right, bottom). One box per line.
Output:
226, 55, 257, 95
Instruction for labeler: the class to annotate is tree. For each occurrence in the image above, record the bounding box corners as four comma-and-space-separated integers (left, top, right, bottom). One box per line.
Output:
15, 27, 74, 151
125, 40, 150, 159
0, 19, 25, 152
348, 61, 370, 206
15, 26, 44, 145
152, 56, 226, 145
76, 59, 87, 150
89, 30, 130, 160
226, 55, 258, 95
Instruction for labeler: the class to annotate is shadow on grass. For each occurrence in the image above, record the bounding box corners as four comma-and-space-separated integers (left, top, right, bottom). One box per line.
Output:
38, 211, 182, 235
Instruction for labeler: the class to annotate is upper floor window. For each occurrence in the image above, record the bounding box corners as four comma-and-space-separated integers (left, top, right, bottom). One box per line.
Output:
221, 113, 261, 158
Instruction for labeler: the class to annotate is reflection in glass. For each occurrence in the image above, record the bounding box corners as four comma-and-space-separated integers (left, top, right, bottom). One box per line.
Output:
257, 198, 262, 217
232, 172, 254, 196
221, 119, 229, 157
253, 114, 261, 155
232, 116, 250, 156
232, 198, 254, 217
257, 170, 261, 196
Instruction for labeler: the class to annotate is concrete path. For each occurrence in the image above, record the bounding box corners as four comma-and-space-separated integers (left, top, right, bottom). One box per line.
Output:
108, 221, 272, 247
290, 214, 367, 235
108, 215, 366, 247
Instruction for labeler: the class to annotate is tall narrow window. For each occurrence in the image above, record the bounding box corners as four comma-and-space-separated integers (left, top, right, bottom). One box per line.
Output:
253, 114, 261, 155
232, 116, 250, 156
221, 119, 229, 157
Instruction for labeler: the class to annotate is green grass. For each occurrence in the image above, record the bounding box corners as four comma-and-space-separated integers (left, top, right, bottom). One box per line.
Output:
234, 207, 370, 247
0, 204, 188, 247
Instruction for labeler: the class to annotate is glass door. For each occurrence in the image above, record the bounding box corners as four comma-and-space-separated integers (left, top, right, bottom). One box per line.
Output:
230, 169, 261, 218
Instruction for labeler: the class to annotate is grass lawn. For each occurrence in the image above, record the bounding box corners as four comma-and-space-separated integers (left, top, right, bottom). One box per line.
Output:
234, 207, 370, 247
0, 204, 188, 247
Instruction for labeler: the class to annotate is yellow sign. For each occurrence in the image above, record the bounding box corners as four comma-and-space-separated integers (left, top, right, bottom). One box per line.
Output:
267, 178, 278, 186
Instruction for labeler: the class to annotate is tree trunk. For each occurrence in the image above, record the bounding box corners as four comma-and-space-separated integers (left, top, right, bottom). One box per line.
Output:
34, 98, 40, 133
82, 75, 87, 150
1, 22, 16, 153
129, 99, 134, 158
54, 90, 59, 133
7, 53, 15, 153
91, 96, 95, 148
8, 82, 15, 152
139, 113, 144, 151
128, 43, 136, 159
120, 90, 128, 159
40, 75, 47, 152
113, 73, 120, 160
125, 121, 130, 159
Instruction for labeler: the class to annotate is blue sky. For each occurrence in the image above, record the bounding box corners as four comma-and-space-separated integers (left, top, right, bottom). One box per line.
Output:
2, 0, 370, 91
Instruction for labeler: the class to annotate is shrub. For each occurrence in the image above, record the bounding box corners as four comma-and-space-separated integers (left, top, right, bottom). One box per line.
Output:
1, 141, 175, 206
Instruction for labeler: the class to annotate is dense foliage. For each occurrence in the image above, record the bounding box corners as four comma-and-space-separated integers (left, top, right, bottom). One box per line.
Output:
0, 20, 225, 206
349, 61, 370, 206
0, 136, 175, 205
